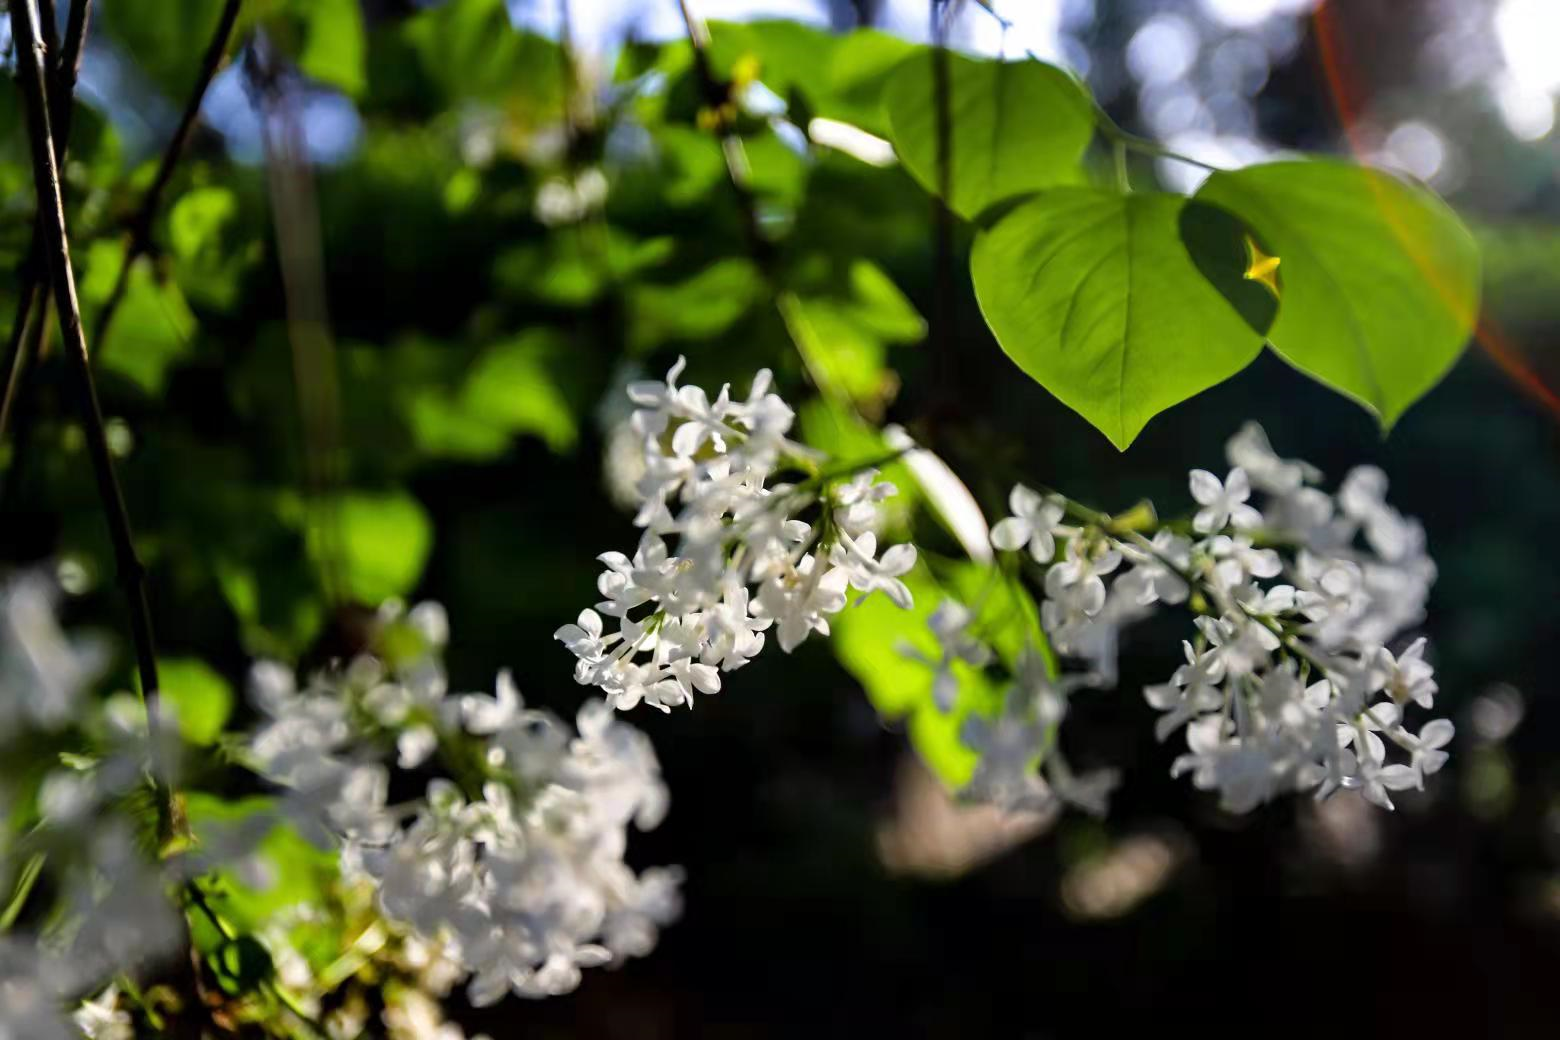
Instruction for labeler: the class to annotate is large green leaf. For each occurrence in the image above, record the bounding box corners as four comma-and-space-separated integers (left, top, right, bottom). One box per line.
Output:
971, 189, 1271, 450
1197, 159, 1481, 428
884, 53, 1093, 220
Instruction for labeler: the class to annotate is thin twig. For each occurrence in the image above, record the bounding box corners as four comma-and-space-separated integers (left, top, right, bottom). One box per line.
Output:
676, 0, 859, 412
91, 0, 244, 351
7, 0, 174, 837
929, 0, 958, 398
675, 0, 775, 273
0, 0, 92, 460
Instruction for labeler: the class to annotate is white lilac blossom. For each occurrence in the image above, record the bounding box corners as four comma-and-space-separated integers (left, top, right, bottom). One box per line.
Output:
0, 941, 77, 1040
932, 423, 1451, 818
72, 987, 133, 1040
0, 573, 108, 731
957, 653, 1120, 818
247, 603, 682, 1007
0, 574, 184, 1040
899, 601, 992, 712
990, 484, 1066, 563
557, 358, 917, 711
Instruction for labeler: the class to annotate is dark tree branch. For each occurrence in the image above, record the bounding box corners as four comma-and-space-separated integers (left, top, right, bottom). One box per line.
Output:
0, 0, 91, 462
7, 0, 171, 829
676, 0, 861, 411
91, 0, 244, 351
675, 0, 775, 275
54, 0, 92, 143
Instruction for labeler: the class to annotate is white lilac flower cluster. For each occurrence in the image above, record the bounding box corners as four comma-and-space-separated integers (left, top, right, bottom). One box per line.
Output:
557, 358, 917, 711
0, 575, 183, 1040
246, 602, 682, 1006
924, 423, 1451, 817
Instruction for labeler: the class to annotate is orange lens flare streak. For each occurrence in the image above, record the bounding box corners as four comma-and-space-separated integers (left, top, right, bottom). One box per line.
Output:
1311, 0, 1560, 420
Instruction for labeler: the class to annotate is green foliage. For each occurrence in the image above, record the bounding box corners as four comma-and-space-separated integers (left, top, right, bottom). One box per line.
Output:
707, 20, 916, 136
99, 0, 233, 100
877, 48, 1479, 445
783, 259, 924, 411
210, 936, 276, 997
1197, 160, 1482, 428
157, 657, 234, 745
971, 189, 1269, 449
398, 0, 565, 115
831, 560, 1039, 787
307, 491, 433, 605
167, 185, 261, 312
78, 239, 197, 395
884, 52, 1094, 220
292, 0, 368, 97
184, 795, 343, 973
456, 331, 580, 452
628, 259, 763, 352
1, 7, 1493, 868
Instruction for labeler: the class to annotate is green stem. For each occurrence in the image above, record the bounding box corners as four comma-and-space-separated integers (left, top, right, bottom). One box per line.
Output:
0, 852, 45, 932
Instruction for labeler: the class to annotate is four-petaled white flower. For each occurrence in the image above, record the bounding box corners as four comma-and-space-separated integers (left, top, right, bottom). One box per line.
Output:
990, 484, 1066, 563
901, 601, 993, 712
1190, 467, 1262, 534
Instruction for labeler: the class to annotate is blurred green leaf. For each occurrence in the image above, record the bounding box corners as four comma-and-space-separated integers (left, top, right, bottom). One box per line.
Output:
185, 795, 342, 971
460, 330, 579, 452
783, 260, 923, 412
493, 231, 675, 308
79, 240, 197, 395
830, 563, 1003, 787
971, 189, 1268, 449
629, 259, 763, 351
884, 52, 1094, 220
294, 0, 367, 96
707, 21, 915, 136
100, 0, 232, 101
168, 184, 259, 311
158, 657, 234, 746
1197, 159, 1482, 428
399, 0, 564, 116
309, 490, 433, 605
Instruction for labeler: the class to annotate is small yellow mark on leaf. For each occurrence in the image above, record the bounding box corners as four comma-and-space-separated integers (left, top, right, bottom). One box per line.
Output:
1243, 235, 1281, 298
732, 53, 763, 90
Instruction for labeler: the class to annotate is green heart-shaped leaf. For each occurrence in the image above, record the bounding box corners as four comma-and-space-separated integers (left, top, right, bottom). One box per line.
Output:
972, 189, 1272, 449
1197, 159, 1481, 429
884, 52, 1094, 220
